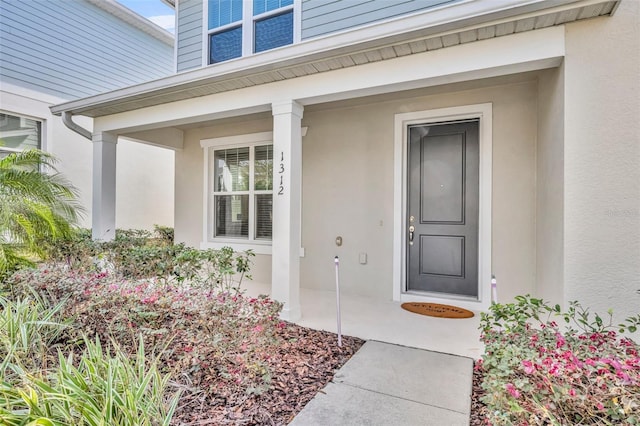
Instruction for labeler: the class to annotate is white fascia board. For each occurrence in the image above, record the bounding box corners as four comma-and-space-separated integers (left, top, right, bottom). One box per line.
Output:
52, 0, 586, 117
94, 26, 564, 133
85, 0, 174, 45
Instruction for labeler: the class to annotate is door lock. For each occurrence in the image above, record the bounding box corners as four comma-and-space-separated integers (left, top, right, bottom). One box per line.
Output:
409, 225, 415, 245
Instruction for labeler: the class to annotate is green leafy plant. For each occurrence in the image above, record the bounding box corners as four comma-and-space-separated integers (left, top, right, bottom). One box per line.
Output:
0, 150, 82, 278
45, 228, 254, 291
7, 244, 282, 404
3, 228, 290, 423
1, 336, 179, 425
153, 225, 174, 243
0, 293, 69, 381
479, 295, 640, 425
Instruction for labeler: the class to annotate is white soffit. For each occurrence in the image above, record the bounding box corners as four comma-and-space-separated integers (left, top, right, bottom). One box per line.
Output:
52, 0, 617, 118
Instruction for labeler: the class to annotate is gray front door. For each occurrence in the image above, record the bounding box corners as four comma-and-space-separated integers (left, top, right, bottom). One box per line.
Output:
406, 120, 479, 297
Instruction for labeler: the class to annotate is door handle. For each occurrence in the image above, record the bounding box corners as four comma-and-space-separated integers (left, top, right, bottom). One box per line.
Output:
409, 225, 415, 244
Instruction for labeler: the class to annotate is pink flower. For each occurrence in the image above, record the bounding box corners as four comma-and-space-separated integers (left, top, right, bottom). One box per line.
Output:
616, 371, 631, 383
522, 360, 536, 374
568, 388, 577, 397
505, 383, 521, 399
141, 295, 158, 304
253, 324, 264, 333
597, 403, 605, 411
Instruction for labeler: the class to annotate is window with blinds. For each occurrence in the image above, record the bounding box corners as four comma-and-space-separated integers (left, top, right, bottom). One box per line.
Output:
207, 0, 294, 64
212, 144, 273, 241
0, 113, 41, 159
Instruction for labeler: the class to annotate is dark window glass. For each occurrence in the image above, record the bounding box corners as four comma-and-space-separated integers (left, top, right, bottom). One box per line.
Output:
215, 195, 249, 238
254, 10, 293, 53
210, 26, 242, 63
255, 194, 272, 240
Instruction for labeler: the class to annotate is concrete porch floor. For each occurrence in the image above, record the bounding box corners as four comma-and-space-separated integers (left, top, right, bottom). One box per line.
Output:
243, 282, 484, 359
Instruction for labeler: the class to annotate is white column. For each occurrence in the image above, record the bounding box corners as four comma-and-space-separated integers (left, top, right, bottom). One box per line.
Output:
92, 132, 117, 241
271, 100, 303, 321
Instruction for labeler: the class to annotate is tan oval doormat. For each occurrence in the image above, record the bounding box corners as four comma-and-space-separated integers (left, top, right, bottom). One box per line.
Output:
401, 302, 474, 319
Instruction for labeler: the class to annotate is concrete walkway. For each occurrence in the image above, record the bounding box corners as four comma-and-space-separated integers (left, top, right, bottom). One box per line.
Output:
290, 341, 473, 426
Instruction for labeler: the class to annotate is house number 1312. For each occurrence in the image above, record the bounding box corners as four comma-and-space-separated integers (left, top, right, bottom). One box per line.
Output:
278, 152, 284, 195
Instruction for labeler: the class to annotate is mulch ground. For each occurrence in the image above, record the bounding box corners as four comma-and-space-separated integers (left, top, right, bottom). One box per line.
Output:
470, 361, 490, 426
172, 327, 490, 426
172, 323, 364, 425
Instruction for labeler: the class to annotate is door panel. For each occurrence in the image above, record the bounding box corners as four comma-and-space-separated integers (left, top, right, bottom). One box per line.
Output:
420, 235, 464, 277
407, 120, 479, 297
421, 134, 464, 223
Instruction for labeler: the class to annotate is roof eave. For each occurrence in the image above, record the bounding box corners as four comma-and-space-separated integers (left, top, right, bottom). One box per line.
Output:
86, 0, 174, 45
51, 0, 615, 118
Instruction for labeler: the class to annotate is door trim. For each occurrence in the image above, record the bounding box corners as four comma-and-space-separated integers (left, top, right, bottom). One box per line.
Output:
393, 103, 492, 311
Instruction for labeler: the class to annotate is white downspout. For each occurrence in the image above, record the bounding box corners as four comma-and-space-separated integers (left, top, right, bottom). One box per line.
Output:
61, 111, 92, 140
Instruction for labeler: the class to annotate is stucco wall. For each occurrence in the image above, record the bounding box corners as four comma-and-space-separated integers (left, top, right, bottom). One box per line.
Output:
302, 80, 538, 301
175, 79, 539, 302
1, 87, 174, 230
563, 1, 640, 321
175, 118, 274, 284
535, 66, 565, 306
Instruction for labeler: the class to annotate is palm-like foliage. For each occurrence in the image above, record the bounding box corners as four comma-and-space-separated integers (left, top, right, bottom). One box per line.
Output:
0, 150, 82, 276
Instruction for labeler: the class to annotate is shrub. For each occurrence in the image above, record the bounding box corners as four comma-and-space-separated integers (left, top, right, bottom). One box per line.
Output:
3, 229, 283, 415
1, 336, 179, 426
0, 150, 82, 278
479, 295, 640, 425
44, 228, 254, 290
0, 293, 69, 381
0, 292, 179, 425
7, 260, 283, 400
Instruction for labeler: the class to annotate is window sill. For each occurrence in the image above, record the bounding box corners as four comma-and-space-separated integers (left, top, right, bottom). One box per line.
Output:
200, 240, 272, 255
199, 241, 305, 257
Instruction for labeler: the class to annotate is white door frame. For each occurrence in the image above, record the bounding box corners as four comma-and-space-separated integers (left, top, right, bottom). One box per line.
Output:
392, 103, 493, 312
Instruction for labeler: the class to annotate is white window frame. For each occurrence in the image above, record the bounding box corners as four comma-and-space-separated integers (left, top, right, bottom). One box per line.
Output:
200, 131, 275, 254
202, 0, 301, 66
0, 110, 44, 156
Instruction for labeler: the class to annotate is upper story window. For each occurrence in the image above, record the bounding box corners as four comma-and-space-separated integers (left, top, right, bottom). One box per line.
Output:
0, 112, 42, 159
207, 0, 295, 64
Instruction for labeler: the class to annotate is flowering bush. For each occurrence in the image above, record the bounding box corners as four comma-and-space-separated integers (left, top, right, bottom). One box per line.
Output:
1, 229, 363, 424
479, 295, 640, 425
7, 261, 283, 399
44, 228, 254, 291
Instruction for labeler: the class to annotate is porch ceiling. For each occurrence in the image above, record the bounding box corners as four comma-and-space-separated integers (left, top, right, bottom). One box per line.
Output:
51, 0, 616, 119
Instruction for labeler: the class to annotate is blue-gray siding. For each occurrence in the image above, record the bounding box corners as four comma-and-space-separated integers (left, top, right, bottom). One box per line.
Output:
302, 0, 459, 39
0, 0, 174, 100
176, 0, 203, 72
173, 0, 461, 70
